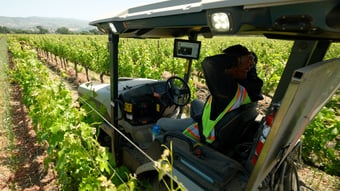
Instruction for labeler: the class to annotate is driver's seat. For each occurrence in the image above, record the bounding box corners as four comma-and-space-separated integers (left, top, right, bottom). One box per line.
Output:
209, 102, 258, 156
200, 54, 259, 156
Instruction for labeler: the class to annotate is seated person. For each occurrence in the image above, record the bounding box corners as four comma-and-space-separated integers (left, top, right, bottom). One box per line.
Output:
225, 47, 263, 102
158, 44, 262, 144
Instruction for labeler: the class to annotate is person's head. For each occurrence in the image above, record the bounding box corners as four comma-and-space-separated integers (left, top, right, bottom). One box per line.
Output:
223, 44, 255, 79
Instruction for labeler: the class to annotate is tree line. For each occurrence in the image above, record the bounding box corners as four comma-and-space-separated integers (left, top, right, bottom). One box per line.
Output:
0, 25, 102, 35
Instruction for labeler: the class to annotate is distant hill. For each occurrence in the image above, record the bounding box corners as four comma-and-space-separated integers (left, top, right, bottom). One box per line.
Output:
0, 16, 95, 32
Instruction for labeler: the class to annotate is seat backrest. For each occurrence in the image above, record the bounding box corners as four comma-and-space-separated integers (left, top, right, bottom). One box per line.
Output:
201, 54, 240, 119
201, 54, 259, 156
201, 54, 235, 99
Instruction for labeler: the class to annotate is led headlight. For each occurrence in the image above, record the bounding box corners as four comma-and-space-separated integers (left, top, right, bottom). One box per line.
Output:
109, 23, 118, 33
211, 12, 231, 32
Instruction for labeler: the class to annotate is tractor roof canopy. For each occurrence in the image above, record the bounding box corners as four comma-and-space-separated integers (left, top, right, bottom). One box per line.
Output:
90, 0, 340, 40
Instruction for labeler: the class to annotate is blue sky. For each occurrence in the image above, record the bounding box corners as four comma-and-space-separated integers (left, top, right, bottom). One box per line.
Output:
0, 0, 155, 21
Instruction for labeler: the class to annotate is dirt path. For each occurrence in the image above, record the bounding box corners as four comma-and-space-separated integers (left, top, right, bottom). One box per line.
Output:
0, 39, 59, 190
0, 42, 102, 190
1, 85, 59, 190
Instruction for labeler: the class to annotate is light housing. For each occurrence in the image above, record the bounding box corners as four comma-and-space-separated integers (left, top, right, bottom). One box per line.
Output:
109, 23, 118, 33
210, 12, 232, 32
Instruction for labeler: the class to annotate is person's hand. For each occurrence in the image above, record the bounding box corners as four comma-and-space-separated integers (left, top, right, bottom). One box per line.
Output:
247, 66, 258, 79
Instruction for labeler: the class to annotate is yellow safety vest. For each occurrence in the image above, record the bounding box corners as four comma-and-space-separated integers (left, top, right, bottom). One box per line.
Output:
183, 84, 251, 143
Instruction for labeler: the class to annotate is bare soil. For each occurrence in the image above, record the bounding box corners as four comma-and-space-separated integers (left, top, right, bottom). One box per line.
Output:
0, 51, 60, 190
0, 50, 338, 191
0, 84, 59, 191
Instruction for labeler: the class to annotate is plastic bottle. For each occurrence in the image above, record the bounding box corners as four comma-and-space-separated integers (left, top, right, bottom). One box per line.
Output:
152, 124, 161, 141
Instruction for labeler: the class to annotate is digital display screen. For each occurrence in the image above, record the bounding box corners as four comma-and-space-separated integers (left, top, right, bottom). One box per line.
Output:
174, 39, 201, 60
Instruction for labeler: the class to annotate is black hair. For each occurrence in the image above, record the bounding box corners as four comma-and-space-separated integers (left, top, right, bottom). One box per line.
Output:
222, 44, 250, 69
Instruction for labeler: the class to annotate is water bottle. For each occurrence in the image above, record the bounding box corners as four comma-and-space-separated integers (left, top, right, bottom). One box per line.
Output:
152, 124, 161, 141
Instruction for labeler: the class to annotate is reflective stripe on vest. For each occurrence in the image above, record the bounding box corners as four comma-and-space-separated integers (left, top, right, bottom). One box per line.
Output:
183, 84, 251, 143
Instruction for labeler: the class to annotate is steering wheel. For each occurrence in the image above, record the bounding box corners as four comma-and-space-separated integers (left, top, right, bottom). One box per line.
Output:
165, 76, 191, 106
